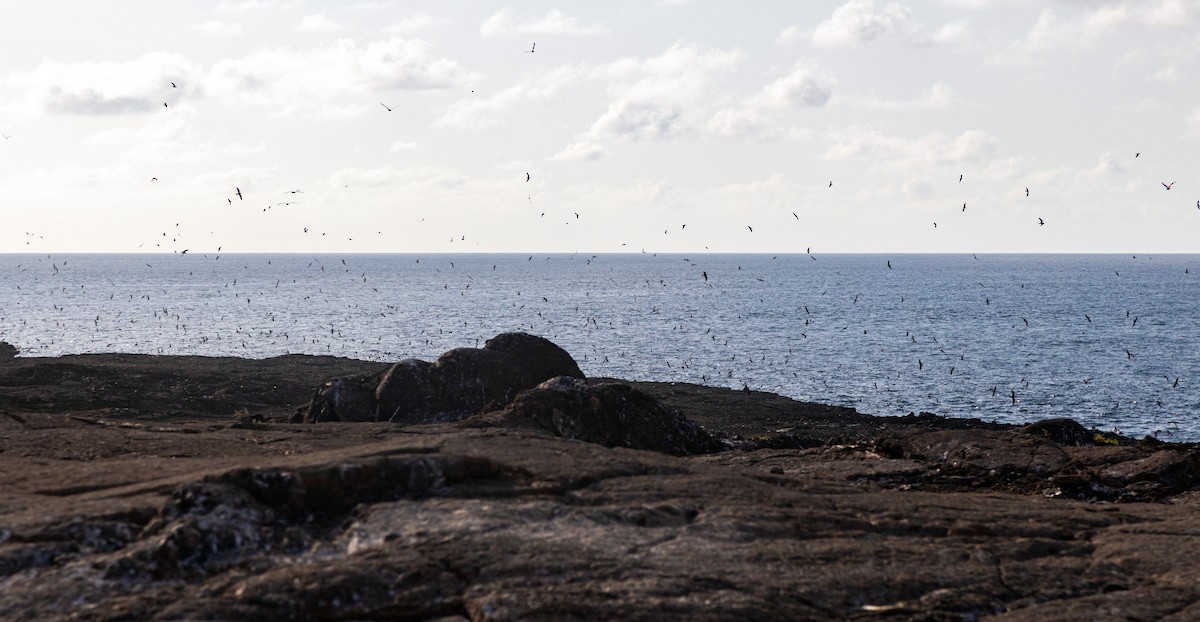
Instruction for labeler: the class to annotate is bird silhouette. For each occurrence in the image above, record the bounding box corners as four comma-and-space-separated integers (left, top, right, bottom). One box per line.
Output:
1163, 181, 1176, 190
1025, 187, 1030, 197
380, 102, 392, 111
525, 43, 536, 53
747, 226, 753, 232
959, 174, 963, 183
170, 82, 176, 88
1038, 218, 1044, 226
235, 187, 242, 200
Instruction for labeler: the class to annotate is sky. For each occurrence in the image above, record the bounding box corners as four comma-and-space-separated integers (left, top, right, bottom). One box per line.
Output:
1, 0, 1198, 254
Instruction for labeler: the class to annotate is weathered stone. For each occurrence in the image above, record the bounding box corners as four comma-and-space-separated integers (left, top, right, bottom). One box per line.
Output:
470, 376, 723, 456
0, 341, 17, 360
294, 332, 585, 424
4, 352, 1200, 621
1023, 418, 1096, 446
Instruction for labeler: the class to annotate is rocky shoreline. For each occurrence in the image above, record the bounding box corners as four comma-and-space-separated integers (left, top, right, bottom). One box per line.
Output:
1, 336, 1199, 620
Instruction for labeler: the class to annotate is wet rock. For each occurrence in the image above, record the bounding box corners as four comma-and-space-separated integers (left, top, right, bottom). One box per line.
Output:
294, 332, 584, 424
471, 376, 723, 456
1023, 418, 1097, 446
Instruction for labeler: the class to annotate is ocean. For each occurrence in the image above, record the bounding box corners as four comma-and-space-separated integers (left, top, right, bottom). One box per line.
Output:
2, 253, 1197, 440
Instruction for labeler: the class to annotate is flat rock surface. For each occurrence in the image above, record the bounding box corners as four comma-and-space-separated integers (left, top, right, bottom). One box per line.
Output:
1, 354, 1199, 621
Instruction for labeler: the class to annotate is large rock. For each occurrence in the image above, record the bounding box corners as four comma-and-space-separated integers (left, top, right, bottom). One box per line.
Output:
294, 333, 584, 424
0, 341, 18, 361
469, 376, 724, 456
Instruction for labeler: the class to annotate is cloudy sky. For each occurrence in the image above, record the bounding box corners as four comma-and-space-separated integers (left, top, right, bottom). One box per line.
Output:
1, 0, 1197, 254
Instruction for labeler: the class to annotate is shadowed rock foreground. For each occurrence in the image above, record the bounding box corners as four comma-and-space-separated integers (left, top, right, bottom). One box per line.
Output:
1, 335, 1199, 621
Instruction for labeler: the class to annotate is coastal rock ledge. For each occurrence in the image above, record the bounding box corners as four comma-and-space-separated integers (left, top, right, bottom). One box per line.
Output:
293, 332, 584, 424
1, 336, 1200, 621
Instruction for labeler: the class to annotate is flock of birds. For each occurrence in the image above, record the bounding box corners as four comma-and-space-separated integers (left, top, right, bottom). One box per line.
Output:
2, 43, 1197, 440
1, 249, 1195, 439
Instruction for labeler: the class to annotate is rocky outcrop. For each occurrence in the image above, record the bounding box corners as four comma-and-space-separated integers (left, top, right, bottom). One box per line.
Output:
3, 353, 1200, 620
5, 426, 1200, 621
0, 341, 17, 360
468, 376, 724, 456
294, 332, 584, 424
873, 424, 1200, 501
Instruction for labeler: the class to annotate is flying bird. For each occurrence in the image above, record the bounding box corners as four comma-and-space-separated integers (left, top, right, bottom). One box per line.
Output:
1163, 181, 1176, 190
171, 82, 176, 88
1135, 152, 1140, 157
526, 172, 530, 182
962, 203, 966, 212
525, 42, 536, 53
380, 102, 393, 111
1038, 217, 1045, 226
828, 181, 833, 188
792, 212, 798, 219
235, 187, 243, 200
959, 174, 963, 183
1025, 187, 1030, 197
747, 226, 753, 232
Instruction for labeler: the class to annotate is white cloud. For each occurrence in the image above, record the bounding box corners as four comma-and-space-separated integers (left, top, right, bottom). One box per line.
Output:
812, 0, 914, 47
297, 14, 341, 33
778, 25, 803, 43
1187, 107, 1200, 137
217, 0, 301, 10
929, 20, 970, 44
584, 42, 742, 143
994, 2, 1198, 64
750, 65, 834, 109
480, 8, 607, 37
822, 126, 999, 171
589, 101, 692, 142
1085, 0, 1196, 33
207, 37, 475, 113
702, 63, 832, 140
1089, 151, 1129, 177
857, 82, 956, 110
193, 20, 244, 37
388, 140, 417, 152
435, 64, 585, 129
5, 52, 201, 116
552, 140, 606, 161
385, 12, 437, 34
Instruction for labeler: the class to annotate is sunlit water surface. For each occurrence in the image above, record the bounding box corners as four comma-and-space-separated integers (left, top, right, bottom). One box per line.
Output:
3, 253, 1197, 440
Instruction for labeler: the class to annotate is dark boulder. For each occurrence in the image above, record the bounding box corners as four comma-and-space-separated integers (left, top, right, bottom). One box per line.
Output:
1023, 418, 1096, 446
471, 376, 723, 456
294, 333, 584, 424
0, 342, 18, 361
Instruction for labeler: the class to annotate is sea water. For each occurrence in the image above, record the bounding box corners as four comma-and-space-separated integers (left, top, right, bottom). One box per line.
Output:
2, 253, 1197, 440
